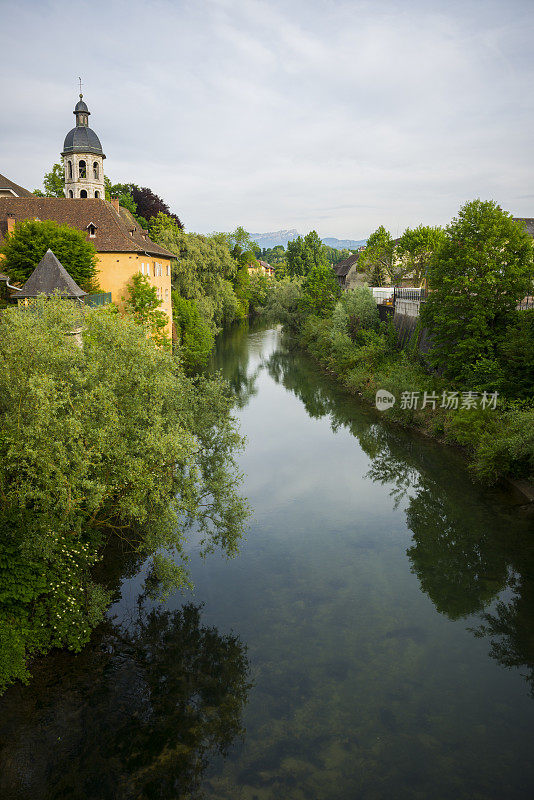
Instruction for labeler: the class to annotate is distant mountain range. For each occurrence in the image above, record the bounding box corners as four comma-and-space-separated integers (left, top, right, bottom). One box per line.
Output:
250, 229, 367, 251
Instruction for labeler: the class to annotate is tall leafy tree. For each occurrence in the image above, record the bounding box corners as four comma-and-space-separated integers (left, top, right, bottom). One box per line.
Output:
420, 199, 533, 381
1, 219, 98, 291
299, 262, 341, 317
286, 231, 329, 276
0, 298, 248, 691
359, 226, 395, 286
397, 225, 445, 286
286, 235, 308, 276
124, 273, 169, 347
34, 161, 65, 197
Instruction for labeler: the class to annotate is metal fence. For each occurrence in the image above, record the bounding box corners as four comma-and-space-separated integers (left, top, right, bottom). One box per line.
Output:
393, 287, 428, 304
84, 292, 112, 307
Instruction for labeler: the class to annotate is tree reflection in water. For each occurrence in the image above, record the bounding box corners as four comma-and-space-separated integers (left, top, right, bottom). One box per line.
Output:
0, 601, 251, 800
266, 341, 534, 698
207, 320, 261, 409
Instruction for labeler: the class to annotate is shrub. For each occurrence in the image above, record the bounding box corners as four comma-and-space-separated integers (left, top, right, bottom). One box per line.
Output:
173, 294, 215, 372
331, 284, 379, 340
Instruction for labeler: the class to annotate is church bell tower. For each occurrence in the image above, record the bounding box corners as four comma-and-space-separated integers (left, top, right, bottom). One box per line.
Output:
61, 94, 106, 199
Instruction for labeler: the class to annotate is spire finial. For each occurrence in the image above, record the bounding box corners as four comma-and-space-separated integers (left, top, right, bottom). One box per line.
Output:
78, 76, 83, 97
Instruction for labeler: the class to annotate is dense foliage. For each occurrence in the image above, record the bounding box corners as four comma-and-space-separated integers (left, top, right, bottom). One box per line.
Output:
173, 294, 215, 372
1, 219, 98, 291
123, 272, 169, 347
265, 200, 534, 487
33, 161, 65, 197
396, 225, 445, 286
421, 200, 533, 383
0, 298, 248, 692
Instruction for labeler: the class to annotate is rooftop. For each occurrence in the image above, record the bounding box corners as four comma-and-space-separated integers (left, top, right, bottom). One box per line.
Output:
0, 197, 176, 259
16, 249, 86, 299
0, 173, 34, 198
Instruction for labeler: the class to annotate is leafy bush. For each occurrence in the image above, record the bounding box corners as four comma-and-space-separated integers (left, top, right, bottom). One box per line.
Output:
0, 298, 248, 692
1, 219, 98, 291
173, 294, 215, 372
331, 284, 379, 340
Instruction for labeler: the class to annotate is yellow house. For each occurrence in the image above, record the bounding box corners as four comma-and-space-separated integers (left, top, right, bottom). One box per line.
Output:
0, 196, 175, 335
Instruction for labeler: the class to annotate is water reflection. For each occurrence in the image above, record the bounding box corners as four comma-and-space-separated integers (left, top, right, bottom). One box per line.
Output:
0, 601, 250, 800
207, 320, 261, 408
266, 338, 534, 698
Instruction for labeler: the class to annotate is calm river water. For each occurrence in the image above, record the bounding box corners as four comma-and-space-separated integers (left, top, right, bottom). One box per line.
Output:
1, 322, 533, 799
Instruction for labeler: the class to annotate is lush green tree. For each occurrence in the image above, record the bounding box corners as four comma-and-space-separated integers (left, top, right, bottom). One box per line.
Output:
263, 276, 303, 330
260, 244, 286, 264
247, 271, 271, 314
151, 214, 236, 298
286, 235, 308, 276
173, 294, 215, 372
274, 261, 288, 279
227, 226, 257, 268
123, 272, 169, 347
421, 199, 533, 381
396, 225, 445, 286
298, 262, 341, 317
1, 219, 98, 291
34, 161, 65, 197
0, 298, 248, 691
286, 231, 329, 277
331, 284, 379, 341
360, 226, 395, 286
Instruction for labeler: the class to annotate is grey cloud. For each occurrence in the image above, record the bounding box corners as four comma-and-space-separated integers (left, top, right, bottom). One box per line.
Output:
2, 0, 533, 237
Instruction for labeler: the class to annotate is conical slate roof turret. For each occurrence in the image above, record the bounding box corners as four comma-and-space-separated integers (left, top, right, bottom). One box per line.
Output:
16, 249, 87, 299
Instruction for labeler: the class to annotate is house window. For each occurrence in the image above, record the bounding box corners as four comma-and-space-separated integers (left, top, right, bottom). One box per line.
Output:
166, 264, 170, 276
69, 190, 73, 198
79, 160, 86, 178
88, 224, 96, 238
165, 288, 169, 300
93, 162, 99, 180
68, 160, 73, 179
80, 190, 87, 198
94, 191, 100, 198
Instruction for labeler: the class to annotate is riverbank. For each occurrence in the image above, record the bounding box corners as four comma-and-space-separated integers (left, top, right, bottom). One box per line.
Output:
282, 312, 534, 495
2, 321, 533, 800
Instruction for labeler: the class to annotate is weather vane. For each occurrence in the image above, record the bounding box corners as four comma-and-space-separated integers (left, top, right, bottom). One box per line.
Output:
78, 76, 83, 96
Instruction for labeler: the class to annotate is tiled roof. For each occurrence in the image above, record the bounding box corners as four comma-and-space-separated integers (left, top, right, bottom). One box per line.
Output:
0, 197, 176, 258
513, 218, 534, 237
16, 249, 86, 299
0, 173, 34, 198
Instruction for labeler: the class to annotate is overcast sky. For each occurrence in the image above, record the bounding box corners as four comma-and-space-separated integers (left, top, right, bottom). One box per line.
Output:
2, 0, 533, 238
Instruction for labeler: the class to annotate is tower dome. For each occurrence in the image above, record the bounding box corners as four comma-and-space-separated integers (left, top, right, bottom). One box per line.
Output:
62, 94, 106, 199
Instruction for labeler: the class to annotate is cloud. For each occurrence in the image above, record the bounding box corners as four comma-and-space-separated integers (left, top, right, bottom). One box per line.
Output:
2, 0, 534, 237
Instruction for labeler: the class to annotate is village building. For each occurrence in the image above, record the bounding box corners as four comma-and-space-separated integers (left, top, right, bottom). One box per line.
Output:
0, 173, 34, 198
248, 259, 274, 277
0, 94, 175, 334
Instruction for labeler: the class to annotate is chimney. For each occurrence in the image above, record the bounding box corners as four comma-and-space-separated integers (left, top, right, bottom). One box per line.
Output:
111, 197, 119, 213
7, 213, 16, 234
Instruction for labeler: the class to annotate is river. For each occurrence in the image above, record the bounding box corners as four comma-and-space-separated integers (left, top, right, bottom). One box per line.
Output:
0, 321, 533, 799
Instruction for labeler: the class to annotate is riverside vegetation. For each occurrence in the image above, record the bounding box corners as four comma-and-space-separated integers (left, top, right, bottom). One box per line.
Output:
261, 200, 534, 487
0, 195, 271, 693
1, 186, 532, 694
0, 294, 249, 692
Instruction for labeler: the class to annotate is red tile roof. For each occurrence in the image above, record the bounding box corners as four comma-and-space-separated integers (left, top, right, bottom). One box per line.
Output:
0, 197, 176, 259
